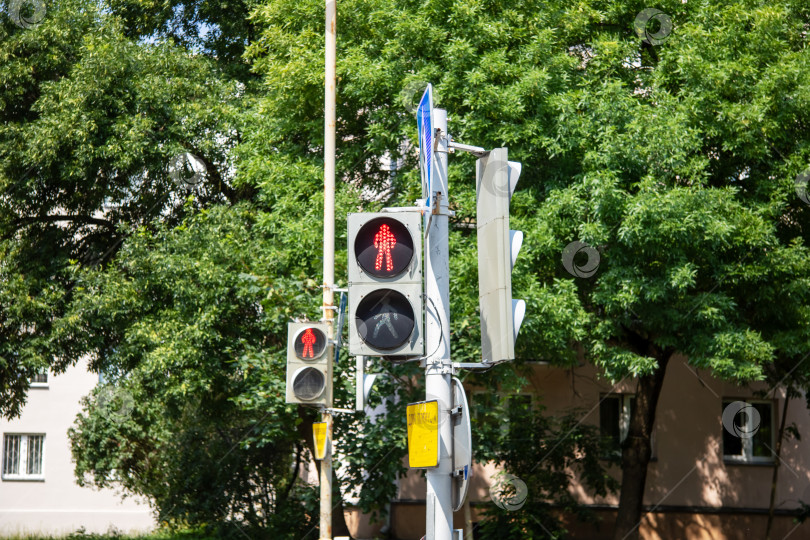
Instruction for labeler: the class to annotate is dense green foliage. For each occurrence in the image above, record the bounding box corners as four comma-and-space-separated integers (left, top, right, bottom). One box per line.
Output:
246, 0, 810, 379
1, 0, 809, 537
67, 206, 319, 535
0, 0, 242, 418
474, 394, 619, 537
244, 0, 810, 534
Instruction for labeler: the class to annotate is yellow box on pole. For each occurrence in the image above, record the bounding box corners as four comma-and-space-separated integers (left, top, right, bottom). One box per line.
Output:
313, 421, 328, 461
407, 400, 439, 468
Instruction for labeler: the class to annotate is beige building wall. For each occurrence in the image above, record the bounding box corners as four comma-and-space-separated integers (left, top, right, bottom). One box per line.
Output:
0, 358, 155, 536
532, 356, 810, 511
385, 356, 810, 539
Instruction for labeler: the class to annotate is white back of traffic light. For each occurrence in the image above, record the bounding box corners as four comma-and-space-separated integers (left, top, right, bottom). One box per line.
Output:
476, 148, 525, 363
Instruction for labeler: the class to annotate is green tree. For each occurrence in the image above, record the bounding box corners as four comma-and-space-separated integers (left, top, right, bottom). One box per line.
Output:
67, 206, 320, 536
0, 0, 318, 532
246, 1, 810, 538
5, 0, 810, 538
107, 0, 256, 76
473, 392, 619, 538
0, 0, 243, 418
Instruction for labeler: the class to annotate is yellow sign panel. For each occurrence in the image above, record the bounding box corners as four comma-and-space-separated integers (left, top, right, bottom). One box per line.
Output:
407, 400, 439, 468
313, 422, 328, 460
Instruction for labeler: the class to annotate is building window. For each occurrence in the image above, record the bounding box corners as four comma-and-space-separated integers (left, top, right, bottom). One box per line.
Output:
29, 372, 48, 388
599, 393, 656, 458
722, 400, 774, 463
600, 394, 635, 446
2, 434, 45, 480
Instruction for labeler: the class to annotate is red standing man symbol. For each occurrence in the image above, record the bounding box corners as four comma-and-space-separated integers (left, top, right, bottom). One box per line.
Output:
301, 328, 316, 358
374, 224, 397, 272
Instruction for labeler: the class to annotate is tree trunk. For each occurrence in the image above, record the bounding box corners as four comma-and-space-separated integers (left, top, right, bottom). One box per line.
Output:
612, 353, 671, 540
765, 394, 790, 539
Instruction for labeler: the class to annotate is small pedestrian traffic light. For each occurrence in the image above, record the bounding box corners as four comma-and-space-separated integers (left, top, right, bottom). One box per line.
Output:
348, 213, 423, 357
286, 322, 332, 406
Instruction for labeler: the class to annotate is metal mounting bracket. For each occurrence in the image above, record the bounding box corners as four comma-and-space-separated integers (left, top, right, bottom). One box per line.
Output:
448, 140, 487, 157
382, 206, 427, 214
453, 361, 498, 370
324, 408, 357, 414
426, 361, 453, 376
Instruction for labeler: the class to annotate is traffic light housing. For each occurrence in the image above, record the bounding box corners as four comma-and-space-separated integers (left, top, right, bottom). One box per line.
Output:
476, 147, 525, 364
286, 322, 332, 406
348, 213, 424, 357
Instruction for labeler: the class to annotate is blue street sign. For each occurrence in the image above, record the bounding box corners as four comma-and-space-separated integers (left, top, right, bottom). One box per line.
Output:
417, 84, 433, 208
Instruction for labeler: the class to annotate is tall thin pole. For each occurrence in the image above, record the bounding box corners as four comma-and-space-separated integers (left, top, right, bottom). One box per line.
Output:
321, 0, 336, 538
424, 109, 453, 540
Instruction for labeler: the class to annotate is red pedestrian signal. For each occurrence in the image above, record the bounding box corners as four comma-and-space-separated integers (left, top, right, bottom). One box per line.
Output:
354, 217, 414, 279
301, 328, 316, 357
293, 326, 327, 360
374, 224, 397, 272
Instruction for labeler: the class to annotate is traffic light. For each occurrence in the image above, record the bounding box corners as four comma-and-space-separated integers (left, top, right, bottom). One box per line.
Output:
286, 322, 332, 406
348, 213, 424, 357
476, 147, 525, 364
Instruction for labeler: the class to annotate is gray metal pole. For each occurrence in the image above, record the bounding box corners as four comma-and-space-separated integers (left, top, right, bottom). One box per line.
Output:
356, 356, 365, 411
424, 108, 453, 540
320, 0, 336, 538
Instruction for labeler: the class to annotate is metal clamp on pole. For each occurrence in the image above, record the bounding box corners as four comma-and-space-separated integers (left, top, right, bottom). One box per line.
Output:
424, 197, 437, 242
433, 127, 443, 154
322, 284, 347, 293
431, 191, 443, 215
333, 293, 347, 354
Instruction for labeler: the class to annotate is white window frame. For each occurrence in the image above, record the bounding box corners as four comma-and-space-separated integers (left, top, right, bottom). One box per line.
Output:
722, 399, 775, 464
2, 433, 46, 481
618, 394, 633, 442
599, 393, 656, 458
29, 370, 49, 389
600, 393, 634, 442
